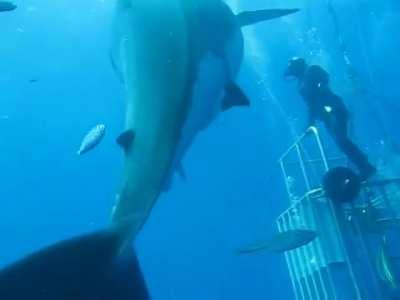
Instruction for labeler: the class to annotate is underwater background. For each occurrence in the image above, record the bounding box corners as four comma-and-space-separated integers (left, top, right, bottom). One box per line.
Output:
0, 0, 399, 299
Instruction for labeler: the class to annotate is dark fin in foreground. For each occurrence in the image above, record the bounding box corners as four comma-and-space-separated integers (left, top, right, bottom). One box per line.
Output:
0, 1, 16, 12
222, 82, 250, 112
117, 129, 135, 152
0, 228, 149, 300
237, 9, 299, 27
237, 229, 317, 254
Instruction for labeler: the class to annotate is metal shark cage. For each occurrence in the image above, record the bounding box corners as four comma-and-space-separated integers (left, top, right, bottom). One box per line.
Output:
277, 127, 400, 300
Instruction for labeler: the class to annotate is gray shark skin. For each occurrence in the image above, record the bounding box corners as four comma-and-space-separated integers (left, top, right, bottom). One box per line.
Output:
0, 226, 149, 299
111, 0, 299, 243
163, 2, 299, 190
110, 0, 191, 246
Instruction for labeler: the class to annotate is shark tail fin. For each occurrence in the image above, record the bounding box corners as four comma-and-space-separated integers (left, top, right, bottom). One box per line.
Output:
237, 9, 299, 27
0, 228, 149, 299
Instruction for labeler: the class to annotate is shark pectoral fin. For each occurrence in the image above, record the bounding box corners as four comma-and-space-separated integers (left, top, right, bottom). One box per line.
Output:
117, 129, 135, 152
177, 162, 187, 180
222, 82, 250, 112
237, 9, 300, 27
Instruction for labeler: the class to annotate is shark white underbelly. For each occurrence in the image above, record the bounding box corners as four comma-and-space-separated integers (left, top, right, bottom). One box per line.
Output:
110, 0, 299, 245
163, 53, 231, 189
176, 25, 244, 157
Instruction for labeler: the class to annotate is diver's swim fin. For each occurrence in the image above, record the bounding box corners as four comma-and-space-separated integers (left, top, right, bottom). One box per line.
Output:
237, 9, 299, 27
0, 227, 149, 299
222, 82, 250, 111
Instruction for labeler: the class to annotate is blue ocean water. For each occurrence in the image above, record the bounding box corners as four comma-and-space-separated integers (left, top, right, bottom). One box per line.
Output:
0, 0, 399, 299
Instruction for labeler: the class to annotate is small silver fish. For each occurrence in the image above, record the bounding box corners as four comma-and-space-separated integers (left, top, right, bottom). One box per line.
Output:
77, 124, 106, 155
238, 229, 318, 254
0, 1, 16, 12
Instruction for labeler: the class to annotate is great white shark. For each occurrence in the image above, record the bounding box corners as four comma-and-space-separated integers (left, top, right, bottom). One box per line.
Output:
0, 1, 298, 298
110, 0, 299, 241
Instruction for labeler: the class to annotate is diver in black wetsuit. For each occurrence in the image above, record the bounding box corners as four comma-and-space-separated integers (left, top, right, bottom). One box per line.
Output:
284, 57, 376, 180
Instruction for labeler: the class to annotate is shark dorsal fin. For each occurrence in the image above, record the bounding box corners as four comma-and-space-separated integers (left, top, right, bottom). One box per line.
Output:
237, 9, 299, 27
117, 129, 135, 152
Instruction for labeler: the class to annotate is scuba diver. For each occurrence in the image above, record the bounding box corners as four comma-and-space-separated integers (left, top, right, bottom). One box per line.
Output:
284, 57, 376, 181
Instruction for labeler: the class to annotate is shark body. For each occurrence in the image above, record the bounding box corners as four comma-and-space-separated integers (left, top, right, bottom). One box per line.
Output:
110, 0, 299, 242
0, 1, 297, 298
110, 0, 192, 244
